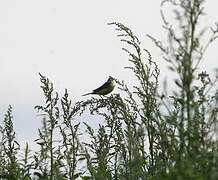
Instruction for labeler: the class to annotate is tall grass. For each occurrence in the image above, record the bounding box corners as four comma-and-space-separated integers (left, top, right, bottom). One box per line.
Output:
1, 0, 218, 179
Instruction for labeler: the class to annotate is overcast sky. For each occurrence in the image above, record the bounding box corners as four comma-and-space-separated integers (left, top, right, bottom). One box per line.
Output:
0, 0, 217, 149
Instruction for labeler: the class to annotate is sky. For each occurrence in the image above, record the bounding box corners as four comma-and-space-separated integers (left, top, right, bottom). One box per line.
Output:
0, 0, 218, 149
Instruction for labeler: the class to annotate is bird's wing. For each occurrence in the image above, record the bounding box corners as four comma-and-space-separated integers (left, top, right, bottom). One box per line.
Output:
92, 81, 110, 93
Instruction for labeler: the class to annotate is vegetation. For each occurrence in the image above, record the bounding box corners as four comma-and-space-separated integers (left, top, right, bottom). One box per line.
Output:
1, 0, 218, 179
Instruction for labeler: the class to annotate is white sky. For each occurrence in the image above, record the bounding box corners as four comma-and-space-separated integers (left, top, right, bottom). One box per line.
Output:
0, 0, 217, 149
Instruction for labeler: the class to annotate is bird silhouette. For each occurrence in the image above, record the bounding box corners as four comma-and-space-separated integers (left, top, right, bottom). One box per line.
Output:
82, 76, 115, 96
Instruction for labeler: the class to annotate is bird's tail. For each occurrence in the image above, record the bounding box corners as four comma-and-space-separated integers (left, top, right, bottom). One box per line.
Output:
82, 92, 92, 96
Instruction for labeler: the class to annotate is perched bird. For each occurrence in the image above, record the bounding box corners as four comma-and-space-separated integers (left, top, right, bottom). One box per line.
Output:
82, 76, 115, 96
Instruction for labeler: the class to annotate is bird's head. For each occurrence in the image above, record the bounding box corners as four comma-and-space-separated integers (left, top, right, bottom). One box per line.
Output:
108, 76, 113, 80
108, 76, 115, 86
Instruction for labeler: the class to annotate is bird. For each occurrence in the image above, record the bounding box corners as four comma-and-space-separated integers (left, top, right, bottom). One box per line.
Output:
82, 76, 115, 96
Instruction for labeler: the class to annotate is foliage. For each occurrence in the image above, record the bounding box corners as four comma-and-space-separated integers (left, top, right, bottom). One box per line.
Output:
0, 0, 218, 179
